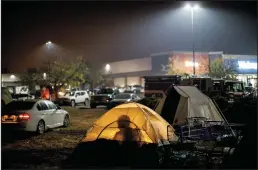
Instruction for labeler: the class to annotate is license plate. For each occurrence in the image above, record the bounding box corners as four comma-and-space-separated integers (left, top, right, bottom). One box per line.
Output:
2, 115, 17, 122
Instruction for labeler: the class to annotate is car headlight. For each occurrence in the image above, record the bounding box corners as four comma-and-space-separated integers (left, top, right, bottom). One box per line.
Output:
58, 92, 65, 96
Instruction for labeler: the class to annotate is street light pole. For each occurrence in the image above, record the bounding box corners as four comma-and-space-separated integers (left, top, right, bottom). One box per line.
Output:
191, 8, 196, 75
185, 4, 199, 76
46, 41, 52, 101
45, 41, 52, 85
48, 59, 51, 85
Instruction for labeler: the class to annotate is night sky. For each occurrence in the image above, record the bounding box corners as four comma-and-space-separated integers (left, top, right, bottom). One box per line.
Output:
2, 1, 257, 72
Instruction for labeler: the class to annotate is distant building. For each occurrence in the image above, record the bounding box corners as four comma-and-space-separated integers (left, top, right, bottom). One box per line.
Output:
105, 51, 257, 88
1, 73, 22, 87
104, 57, 152, 87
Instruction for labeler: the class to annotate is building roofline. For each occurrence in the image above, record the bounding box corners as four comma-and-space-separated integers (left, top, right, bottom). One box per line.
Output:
150, 50, 211, 57
106, 57, 151, 64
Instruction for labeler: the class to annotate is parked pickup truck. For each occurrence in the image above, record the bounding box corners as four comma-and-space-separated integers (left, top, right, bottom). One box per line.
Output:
90, 88, 119, 108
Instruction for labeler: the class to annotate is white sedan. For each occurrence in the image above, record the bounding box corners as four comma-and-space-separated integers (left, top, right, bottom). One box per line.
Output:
1, 99, 70, 134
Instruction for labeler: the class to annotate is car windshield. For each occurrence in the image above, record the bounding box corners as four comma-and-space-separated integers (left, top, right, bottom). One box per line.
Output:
225, 82, 244, 92
65, 92, 75, 96
114, 94, 131, 99
4, 101, 36, 111
97, 89, 113, 94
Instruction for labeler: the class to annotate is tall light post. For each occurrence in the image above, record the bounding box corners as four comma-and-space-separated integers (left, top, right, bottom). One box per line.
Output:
45, 41, 52, 85
184, 3, 200, 76
45, 41, 52, 100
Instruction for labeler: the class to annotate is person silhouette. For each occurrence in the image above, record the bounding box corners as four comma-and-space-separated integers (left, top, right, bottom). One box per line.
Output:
113, 115, 143, 166
113, 115, 142, 146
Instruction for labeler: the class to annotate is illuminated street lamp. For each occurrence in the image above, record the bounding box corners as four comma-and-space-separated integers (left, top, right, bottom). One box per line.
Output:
184, 3, 200, 75
105, 64, 111, 73
46, 41, 52, 45
10, 75, 16, 79
43, 72, 47, 79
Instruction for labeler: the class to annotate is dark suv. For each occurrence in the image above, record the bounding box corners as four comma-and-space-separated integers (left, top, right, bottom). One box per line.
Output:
90, 88, 119, 108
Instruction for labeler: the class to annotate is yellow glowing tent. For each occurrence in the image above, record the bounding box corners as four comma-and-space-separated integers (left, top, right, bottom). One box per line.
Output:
82, 102, 178, 145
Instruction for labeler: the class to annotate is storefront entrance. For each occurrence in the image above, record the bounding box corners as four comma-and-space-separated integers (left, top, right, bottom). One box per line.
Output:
236, 74, 257, 88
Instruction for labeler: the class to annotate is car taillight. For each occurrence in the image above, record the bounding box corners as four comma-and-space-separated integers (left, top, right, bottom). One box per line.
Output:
19, 113, 30, 120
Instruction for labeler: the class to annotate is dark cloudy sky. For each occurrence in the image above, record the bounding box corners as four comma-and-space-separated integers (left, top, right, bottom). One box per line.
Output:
2, 1, 257, 72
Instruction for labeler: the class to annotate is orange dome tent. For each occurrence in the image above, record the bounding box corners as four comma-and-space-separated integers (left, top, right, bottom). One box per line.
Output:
81, 102, 178, 145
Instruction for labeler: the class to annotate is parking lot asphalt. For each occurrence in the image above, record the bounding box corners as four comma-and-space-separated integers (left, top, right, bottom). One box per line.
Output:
2, 106, 106, 169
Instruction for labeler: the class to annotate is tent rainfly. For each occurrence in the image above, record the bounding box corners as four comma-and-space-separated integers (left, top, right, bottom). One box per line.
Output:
155, 86, 225, 125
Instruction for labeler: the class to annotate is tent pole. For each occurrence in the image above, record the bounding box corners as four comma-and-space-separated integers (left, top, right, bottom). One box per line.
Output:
212, 99, 236, 138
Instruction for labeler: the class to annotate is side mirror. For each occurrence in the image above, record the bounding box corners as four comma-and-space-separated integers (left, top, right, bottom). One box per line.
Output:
55, 104, 61, 110
75, 94, 78, 98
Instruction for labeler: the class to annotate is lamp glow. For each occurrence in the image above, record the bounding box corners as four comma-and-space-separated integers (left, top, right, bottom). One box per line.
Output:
105, 64, 111, 72
46, 41, 52, 45
185, 61, 199, 67
184, 4, 191, 9
184, 3, 200, 10
193, 4, 199, 10
43, 73, 47, 79
10, 75, 16, 79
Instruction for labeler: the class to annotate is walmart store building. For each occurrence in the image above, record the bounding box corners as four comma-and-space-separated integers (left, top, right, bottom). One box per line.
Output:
105, 51, 257, 88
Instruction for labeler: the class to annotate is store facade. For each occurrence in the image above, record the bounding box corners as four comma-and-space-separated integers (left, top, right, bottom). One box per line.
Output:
104, 57, 152, 87
151, 51, 257, 87
151, 51, 210, 76
104, 51, 257, 88
223, 54, 257, 87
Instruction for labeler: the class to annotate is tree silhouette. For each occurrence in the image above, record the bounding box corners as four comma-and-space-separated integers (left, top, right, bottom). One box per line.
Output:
20, 56, 90, 98
208, 58, 237, 79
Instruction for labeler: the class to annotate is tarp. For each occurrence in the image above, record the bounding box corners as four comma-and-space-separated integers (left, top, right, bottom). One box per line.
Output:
82, 102, 178, 144
155, 86, 225, 125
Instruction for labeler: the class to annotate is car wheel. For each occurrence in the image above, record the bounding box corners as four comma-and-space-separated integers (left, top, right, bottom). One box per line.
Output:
71, 100, 76, 107
63, 115, 69, 127
36, 120, 45, 134
84, 99, 89, 107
